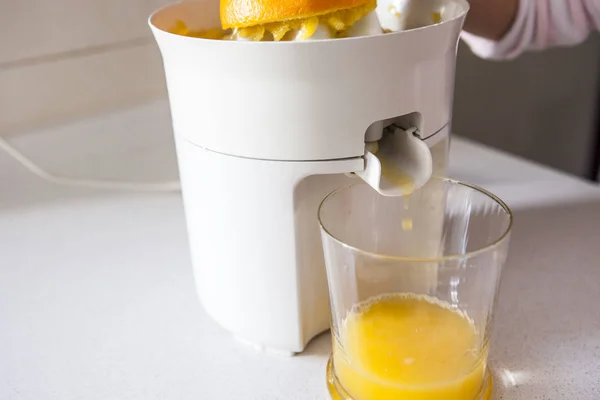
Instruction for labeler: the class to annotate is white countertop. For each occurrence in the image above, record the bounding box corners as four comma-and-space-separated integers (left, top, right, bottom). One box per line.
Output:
1, 100, 600, 400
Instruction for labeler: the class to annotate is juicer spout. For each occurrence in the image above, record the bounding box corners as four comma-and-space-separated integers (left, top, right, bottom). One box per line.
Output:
355, 125, 433, 196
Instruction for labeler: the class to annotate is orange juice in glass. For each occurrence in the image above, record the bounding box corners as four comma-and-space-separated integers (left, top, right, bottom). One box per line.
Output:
318, 179, 512, 400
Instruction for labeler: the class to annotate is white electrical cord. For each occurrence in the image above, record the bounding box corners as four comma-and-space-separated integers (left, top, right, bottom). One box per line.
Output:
0, 136, 182, 192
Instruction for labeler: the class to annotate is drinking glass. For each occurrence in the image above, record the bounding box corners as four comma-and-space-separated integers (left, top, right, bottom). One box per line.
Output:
319, 177, 512, 400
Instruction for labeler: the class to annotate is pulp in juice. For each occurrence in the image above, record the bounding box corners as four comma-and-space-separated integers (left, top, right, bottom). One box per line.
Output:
333, 293, 487, 400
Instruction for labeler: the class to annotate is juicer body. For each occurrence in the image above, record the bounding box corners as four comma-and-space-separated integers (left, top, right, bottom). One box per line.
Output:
150, 0, 468, 354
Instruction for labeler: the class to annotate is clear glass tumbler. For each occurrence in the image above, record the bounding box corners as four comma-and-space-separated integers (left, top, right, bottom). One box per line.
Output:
319, 178, 512, 400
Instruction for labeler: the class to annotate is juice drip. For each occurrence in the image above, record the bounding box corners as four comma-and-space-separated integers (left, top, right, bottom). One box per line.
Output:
402, 193, 412, 230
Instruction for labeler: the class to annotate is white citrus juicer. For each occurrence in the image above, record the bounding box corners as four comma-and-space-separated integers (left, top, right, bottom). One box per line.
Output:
150, 0, 469, 355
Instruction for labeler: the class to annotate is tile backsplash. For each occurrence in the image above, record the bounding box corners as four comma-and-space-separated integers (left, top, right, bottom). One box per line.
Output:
0, 0, 172, 135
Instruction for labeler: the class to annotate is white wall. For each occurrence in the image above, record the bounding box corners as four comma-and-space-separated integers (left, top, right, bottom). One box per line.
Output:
0, 0, 172, 135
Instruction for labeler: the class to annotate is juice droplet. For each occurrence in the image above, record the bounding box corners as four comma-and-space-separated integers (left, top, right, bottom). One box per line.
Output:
270, 24, 291, 41
239, 25, 265, 41
327, 15, 346, 31
388, 6, 401, 16
299, 17, 319, 39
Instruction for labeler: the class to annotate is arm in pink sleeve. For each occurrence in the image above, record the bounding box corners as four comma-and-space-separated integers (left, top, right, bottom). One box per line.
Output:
461, 0, 600, 60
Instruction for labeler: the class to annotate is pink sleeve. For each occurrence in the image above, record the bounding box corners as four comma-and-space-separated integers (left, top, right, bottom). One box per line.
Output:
461, 0, 600, 60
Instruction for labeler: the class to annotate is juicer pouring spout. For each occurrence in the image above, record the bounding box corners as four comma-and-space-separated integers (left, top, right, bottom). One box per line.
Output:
355, 125, 433, 196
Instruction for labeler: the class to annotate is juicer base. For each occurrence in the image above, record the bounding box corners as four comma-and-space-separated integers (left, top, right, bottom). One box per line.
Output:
326, 355, 493, 400
233, 335, 296, 357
